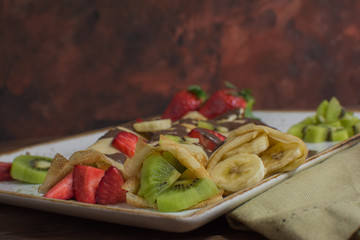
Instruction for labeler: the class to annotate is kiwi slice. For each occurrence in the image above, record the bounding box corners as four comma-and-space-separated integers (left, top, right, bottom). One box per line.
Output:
10, 155, 52, 184
137, 153, 181, 204
316, 99, 328, 123
326, 97, 343, 123
330, 128, 349, 142
162, 151, 186, 173
303, 125, 328, 143
197, 121, 215, 130
156, 178, 220, 212
287, 123, 305, 139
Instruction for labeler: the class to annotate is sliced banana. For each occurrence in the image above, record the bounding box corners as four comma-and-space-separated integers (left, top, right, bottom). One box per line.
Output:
223, 132, 269, 158
207, 130, 260, 172
260, 142, 303, 175
133, 119, 172, 132
210, 153, 265, 193
87, 138, 120, 154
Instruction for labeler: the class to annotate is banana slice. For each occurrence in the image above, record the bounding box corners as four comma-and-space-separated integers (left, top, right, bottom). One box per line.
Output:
260, 142, 303, 175
133, 119, 172, 132
207, 130, 260, 172
223, 132, 269, 158
210, 153, 265, 193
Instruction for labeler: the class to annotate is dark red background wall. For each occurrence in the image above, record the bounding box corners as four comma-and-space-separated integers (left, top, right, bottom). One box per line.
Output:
1, 0, 360, 141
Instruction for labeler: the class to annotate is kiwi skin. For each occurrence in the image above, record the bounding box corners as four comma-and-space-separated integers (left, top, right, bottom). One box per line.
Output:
156, 178, 220, 212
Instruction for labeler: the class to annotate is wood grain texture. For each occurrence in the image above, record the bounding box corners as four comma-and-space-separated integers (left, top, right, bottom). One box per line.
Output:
1, 0, 360, 140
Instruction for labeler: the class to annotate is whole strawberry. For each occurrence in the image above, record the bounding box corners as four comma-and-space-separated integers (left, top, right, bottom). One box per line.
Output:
199, 82, 253, 119
161, 85, 207, 121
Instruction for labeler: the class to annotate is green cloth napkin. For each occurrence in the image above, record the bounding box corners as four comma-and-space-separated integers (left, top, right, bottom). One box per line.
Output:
227, 142, 360, 240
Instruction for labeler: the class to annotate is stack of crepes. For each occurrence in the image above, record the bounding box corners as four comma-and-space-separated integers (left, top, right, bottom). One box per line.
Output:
39, 119, 308, 211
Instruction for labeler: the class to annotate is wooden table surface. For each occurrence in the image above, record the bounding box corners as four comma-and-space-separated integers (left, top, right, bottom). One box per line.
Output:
0, 138, 267, 240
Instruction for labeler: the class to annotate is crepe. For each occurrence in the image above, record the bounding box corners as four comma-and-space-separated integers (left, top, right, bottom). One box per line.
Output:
206, 123, 308, 193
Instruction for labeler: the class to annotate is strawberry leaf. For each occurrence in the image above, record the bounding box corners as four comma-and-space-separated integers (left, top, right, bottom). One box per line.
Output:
188, 85, 207, 102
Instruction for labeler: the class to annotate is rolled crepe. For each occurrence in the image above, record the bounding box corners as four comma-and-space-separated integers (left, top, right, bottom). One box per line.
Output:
39, 149, 123, 193
207, 123, 308, 176
156, 135, 210, 179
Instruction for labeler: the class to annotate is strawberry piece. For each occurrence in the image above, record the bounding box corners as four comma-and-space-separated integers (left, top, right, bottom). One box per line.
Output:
0, 162, 13, 181
43, 170, 74, 200
188, 128, 226, 151
111, 131, 139, 158
199, 89, 247, 119
73, 165, 105, 204
162, 85, 207, 121
95, 166, 127, 205
206, 129, 227, 142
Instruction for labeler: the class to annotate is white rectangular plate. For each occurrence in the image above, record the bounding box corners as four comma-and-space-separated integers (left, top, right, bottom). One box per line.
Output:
0, 110, 359, 232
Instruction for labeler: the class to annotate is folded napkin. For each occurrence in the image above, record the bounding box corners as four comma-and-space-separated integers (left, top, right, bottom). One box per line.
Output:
227, 142, 360, 240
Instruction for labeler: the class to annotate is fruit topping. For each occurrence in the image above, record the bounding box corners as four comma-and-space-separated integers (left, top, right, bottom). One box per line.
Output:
210, 153, 265, 192
10, 155, 53, 184
188, 128, 226, 151
95, 166, 127, 205
156, 178, 220, 212
111, 131, 140, 158
137, 153, 181, 204
161, 85, 207, 121
43, 170, 74, 200
133, 119, 172, 132
0, 162, 13, 181
199, 82, 252, 119
73, 165, 105, 204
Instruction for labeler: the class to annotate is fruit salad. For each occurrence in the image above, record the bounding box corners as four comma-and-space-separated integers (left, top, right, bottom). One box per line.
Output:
2, 83, 309, 212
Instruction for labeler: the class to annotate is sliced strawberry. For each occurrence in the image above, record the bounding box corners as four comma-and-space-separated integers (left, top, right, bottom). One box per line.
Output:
0, 162, 13, 181
188, 128, 226, 151
95, 166, 127, 205
111, 131, 139, 158
43, 170, 74, 200
162, 85, 207, 121
73, 165, 105, 204
206, 129, 226, 141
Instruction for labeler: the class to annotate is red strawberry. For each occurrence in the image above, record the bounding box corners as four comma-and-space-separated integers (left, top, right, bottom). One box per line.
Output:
162, 85, 207, 121
199, 83, 249, 119
111, 131, 139, 158
188, 128, 226, 151
95, 166, 127, 205
73, 165, 105, 204
206, 129, 227, 141
0, 162, 13, 181
43, 170, 74, 200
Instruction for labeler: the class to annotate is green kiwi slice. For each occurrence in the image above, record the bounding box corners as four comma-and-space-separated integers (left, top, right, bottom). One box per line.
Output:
156, 178, 220, 212
303, 125, 328, 143
138, 153, 181, 204
10, 155, 52, 184
326, 97, 343, 122
162, 151, 186, 173
316, 99, 328, 123
330, 128, 349, 142
287, 123, 305, 139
